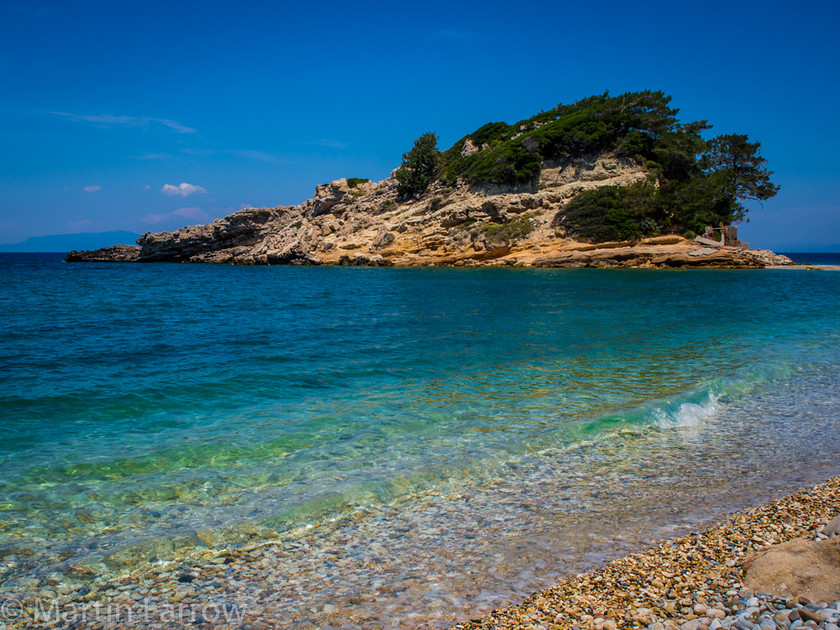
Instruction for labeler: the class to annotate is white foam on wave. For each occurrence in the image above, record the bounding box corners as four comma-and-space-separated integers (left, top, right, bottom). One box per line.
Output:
653, 391, 722, 429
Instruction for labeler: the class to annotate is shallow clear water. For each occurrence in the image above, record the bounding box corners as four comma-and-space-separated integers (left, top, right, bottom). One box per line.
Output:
1, 254, 840, 626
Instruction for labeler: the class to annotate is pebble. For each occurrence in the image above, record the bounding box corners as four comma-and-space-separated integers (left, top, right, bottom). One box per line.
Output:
800, 610, 827, 623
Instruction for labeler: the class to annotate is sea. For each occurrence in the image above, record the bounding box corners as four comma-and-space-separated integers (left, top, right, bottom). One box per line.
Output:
1, 252, 840, 628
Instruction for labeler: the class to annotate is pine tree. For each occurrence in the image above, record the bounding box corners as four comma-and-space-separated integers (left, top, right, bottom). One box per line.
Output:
395, 132, 439, 199
703, 134, 780, 222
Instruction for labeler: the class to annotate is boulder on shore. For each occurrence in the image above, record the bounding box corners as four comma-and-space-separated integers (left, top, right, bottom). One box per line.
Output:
743, 537, 840, 602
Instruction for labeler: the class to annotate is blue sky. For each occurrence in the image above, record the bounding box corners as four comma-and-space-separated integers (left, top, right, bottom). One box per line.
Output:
1, 0, 838, 250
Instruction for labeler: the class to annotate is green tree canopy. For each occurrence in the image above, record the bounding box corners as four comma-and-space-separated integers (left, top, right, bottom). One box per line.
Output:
702, 134, 780, 222
391, 92, 780, 241
395, 132, 439, 199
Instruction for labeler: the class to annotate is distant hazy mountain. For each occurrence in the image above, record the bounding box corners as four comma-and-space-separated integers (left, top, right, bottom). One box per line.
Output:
0, 231, 141, 253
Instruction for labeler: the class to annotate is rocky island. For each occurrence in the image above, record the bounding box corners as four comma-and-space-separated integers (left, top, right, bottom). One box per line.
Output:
66, 91, 792, 268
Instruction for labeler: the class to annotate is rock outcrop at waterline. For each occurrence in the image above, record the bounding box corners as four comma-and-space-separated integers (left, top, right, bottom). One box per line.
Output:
65, 243, 141, 262
65, 155, 793, 268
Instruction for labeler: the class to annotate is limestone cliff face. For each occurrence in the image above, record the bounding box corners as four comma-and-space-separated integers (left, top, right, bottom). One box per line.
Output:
65, 154, 792, 268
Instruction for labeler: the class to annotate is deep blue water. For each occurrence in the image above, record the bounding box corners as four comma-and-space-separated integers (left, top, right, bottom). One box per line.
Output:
2, 253, 840, 597
781, 252, 840, 265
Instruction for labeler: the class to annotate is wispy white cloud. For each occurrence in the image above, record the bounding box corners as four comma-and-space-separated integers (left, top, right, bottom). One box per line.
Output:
143, 206, 209, 226
53, 112, 197, 134
174, 207, 208, 220
158, 119, 196, 134
161, 182, 207, 197
56, 113, 135, 125
231, 150, 285, 163
83, 185, 101, 192
133, 153, 171, 161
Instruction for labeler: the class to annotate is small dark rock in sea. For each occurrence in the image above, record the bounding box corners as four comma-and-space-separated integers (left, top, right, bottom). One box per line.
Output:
65, 244, 140, 262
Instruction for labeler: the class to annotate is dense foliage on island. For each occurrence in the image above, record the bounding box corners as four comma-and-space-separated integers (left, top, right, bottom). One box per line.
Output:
395, 91, 778, 242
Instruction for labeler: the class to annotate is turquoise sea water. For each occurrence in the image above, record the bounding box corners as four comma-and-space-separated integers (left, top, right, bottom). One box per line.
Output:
2, 254, 840, 625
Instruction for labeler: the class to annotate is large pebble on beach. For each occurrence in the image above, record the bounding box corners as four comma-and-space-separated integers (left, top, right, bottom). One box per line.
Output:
742, 537, 840, 602
820, 515, 840, 537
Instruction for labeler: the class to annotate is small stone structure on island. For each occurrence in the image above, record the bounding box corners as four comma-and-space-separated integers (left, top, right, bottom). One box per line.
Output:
694, 225, 749, 250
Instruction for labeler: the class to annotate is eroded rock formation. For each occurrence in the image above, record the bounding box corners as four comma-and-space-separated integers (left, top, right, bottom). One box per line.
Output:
65, 156, 793, 268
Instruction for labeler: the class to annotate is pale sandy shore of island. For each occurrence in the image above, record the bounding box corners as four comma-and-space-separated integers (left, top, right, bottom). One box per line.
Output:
450, 475, 840, 630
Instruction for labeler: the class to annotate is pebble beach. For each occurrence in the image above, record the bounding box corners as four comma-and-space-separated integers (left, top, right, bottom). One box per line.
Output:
453, 475, 840, 630
0, 476, 836, 629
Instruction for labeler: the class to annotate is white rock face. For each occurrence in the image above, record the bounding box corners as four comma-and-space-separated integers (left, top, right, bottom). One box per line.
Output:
460, 138, 479, 157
